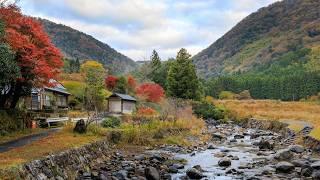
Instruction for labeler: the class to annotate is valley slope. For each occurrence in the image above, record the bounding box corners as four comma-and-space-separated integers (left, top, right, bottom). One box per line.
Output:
39, 19, 137, 74
193, 0, 320, 78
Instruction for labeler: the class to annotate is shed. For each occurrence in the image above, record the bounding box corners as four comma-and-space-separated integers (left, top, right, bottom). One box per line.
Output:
107, 93, 137, 114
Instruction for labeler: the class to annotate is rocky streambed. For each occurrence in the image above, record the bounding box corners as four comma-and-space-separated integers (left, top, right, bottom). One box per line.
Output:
74, 121, 320, 180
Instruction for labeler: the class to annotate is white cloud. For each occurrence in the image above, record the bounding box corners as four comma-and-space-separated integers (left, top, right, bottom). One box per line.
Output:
19, 0, 282, 61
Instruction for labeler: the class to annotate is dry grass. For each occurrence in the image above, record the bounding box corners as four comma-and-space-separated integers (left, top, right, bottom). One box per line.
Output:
0, 124, 106, 169
215, 100, 320, 139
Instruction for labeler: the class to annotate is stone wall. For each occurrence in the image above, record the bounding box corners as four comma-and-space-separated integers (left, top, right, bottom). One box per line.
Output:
18, 140, 110, 180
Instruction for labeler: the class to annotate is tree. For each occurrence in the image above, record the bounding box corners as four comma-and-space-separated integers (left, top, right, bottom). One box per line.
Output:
136, 83, 164, 103
127, 75, 136, 93
105, 75, 118, 91
81, 61, 109, 114
167, 48, 201, 100
114, 76, 127, 94
150, 50, 161, 70
0, 4, 63, 109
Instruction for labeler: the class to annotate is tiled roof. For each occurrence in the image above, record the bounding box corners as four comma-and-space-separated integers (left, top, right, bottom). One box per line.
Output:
111, 93, 136, 101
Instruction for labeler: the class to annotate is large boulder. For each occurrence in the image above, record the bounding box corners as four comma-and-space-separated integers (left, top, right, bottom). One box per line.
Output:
289, 145, 305, 153
276, 161, 295, 173
274, 149, 293, 161
73, 119, 86, 134
218, 158, 231, 167
186, 168, 204, 179
145, 167, 160, 180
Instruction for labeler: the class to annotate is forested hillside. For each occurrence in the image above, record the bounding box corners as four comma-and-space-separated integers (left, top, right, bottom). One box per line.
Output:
193, 0, 320, 78
39, 19, 137, 74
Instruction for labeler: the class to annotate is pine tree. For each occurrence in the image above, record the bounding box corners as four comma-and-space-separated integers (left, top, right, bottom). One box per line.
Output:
150, 50, 161, 70
167, 48, 201, 100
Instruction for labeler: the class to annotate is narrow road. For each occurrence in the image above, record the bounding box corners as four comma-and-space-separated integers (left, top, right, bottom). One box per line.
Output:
0, 128, 61, 153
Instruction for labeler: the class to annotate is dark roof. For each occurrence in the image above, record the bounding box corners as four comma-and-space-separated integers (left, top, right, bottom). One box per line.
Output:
45, 79, 71, 95
110, 93, 136, 101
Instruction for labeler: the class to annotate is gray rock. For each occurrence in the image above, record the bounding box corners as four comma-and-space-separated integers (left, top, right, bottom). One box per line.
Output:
168, 166, 178, 173
274, 149, 293, 161
172, 163, 184, 169
231, 156, 239, 160
212, 133, 225, 140
291, 159, 309, 167
144, 167, 160, 180
234, 134, 244, 139
192, 165, 204, 172
218, 158, 231, 167
311, 161, 320, 170
301, 167, 313, 177
289, 145, 304, 153
186, 168, 204, 179
258, 140, 274, 150
207, 144, 216, 149
312, 171, 320, 180
115, 170, 128, 180
276, 161, 295, 173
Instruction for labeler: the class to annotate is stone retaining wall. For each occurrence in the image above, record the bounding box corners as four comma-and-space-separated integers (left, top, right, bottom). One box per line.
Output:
18, 140, 110, 180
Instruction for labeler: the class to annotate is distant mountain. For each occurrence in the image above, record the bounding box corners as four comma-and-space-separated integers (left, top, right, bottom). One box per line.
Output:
39, 19, 137, 74
193, 0, 320, 78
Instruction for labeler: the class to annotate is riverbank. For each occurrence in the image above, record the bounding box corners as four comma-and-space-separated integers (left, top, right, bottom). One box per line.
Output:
3, 118, 320, 179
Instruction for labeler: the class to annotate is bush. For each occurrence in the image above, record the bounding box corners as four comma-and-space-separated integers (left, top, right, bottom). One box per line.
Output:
236, 90, 252, 100
101, 116, 121, 128
192, 101, 225, 120
219, 91, 236, 100
0, 110, 27, 136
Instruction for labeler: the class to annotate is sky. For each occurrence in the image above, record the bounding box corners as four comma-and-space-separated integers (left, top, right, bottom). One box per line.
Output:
18, 0, 280, 61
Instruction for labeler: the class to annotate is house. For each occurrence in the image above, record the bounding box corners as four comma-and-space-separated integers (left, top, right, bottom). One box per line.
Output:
26, 79, 71, 111
107, 93, 137, 114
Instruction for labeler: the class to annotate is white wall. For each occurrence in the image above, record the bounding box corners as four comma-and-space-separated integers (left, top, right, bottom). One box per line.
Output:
108, 97, 122, 113
122, 101, 136, 114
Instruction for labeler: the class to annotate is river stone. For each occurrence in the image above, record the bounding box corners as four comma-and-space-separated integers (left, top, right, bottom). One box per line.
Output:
207, 144, 216, 149
115, 170, 128, 179
168, 166, 178, 173
276, 161, 295, 173
193, 165, 204, 172
291, 159, 310, 167
145, 167, 160, 180
301, 167, 313, 177
312, 171, 320, 179
172, 163, 184, 169
258, 139, 274, 150
212, 133, 225, 140
274, 149, 293, 161
218, 158, 231, 167
231, 156, 239, 160
289, 145, 304, 153
311, 161, 320, 170
186, 168, 204, 179
234, 134, 245, 139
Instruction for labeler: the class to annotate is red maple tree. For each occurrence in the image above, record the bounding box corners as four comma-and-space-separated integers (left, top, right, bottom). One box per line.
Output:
105, 75, 118, 91
0, 4, 63, 108
136, 83, 164, 103
127, 75, 136, 91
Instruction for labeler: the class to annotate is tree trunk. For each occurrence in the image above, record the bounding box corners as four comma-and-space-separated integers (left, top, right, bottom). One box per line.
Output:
10, 83, 22, 109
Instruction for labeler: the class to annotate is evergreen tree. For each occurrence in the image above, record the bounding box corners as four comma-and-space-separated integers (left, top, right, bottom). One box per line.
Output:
150, 50, 161, 70
114, 76, 127, 94
167, 48, 201, 100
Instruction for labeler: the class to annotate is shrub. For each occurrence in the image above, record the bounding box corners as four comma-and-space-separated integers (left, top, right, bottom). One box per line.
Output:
101, 116, 121, 128
0, 110, 27, 135
218, 91, 236, 100
192, 101, 225, 120
136, 107, 157, 116
237, 90, 252, 100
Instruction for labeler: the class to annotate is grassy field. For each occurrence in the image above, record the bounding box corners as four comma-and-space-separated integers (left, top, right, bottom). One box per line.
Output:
215, 100, 320, 139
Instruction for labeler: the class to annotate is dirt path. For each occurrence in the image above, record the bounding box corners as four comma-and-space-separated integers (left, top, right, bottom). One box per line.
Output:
0, 128, 61, 153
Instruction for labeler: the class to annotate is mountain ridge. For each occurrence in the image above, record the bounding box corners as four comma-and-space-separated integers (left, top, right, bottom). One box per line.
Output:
193, 0, 320, 78
39, 18, 137, 74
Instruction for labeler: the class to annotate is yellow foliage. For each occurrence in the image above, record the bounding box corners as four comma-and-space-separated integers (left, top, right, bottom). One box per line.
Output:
80, 60, 105, 74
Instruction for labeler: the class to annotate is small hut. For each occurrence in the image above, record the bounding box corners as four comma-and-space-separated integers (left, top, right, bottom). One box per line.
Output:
107, 93, 136, 114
